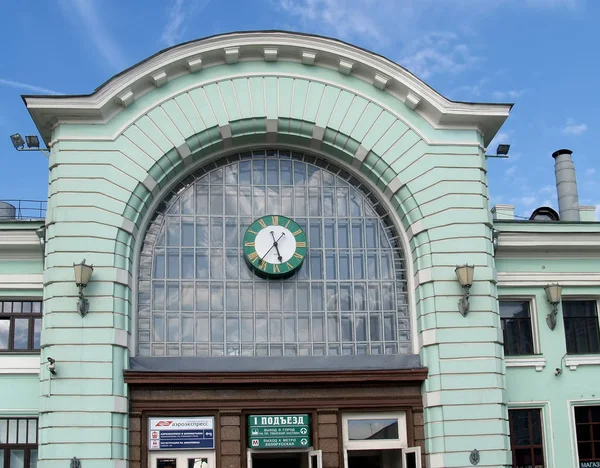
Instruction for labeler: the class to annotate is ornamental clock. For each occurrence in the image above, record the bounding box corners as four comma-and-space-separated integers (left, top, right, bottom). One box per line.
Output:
243, 215, 306, 278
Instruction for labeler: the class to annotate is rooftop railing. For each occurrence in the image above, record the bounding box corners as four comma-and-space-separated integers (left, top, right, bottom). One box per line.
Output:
0, 199, 47, 220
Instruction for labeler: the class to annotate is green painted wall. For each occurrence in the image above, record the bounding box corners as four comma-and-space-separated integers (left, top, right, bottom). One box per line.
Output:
0, 373, 39, 414
496, 219, 600, 468
34, 56, 509, 468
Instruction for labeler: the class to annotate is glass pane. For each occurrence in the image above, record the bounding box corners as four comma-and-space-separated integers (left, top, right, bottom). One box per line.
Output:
138, 151, 408, 357
0, 419, 6, 443
182, 218, 194, 246
8, 419, 17, 443
167, 250, 179, 278
18, 419, 27, 443
167, 217, 180, 246
182, 250, 194, 279
196, 218, 209, 246
10, 450, 25, 468
0, 319, 9, 350
30, 449, 39, 467
347, 419, 399, 440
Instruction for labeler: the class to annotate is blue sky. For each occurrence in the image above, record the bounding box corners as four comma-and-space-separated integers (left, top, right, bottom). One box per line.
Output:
1, 0, 598, 219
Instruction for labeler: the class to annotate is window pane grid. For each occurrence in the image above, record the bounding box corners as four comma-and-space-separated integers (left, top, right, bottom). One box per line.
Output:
139, 150, 409, 357
508, 409, 545, 468
0, 302, 43, 352
500, 301, 534, 356
575, 406, 600, 462
564, 301, 600, 354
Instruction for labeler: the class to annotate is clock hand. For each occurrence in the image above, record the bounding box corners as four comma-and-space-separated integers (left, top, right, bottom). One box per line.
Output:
260, 232, 285, 261
271, 231, 284, 262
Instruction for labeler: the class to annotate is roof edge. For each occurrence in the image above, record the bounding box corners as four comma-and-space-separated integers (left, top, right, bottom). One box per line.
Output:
23, 30, 512, 146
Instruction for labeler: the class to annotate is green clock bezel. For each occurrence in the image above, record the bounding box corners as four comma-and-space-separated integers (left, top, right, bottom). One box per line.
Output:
243, 215, 307, 278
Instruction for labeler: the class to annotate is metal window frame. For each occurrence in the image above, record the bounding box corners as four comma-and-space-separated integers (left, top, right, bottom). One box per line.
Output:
0, 299, 43, 353
562, 299, 600, 355
507, 408, 545, 468
136, 150, 411, 358
498, 296, 540, 355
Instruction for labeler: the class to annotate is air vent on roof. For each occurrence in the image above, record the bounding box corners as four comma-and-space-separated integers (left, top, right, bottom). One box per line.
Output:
529, 206, 559, 221
0, 201, 16, 220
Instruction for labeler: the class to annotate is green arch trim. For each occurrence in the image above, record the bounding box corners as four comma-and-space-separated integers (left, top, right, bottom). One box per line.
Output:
120, 122, 430, 264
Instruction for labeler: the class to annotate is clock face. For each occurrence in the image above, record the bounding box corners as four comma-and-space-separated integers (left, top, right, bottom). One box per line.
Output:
243, 215, 306, 278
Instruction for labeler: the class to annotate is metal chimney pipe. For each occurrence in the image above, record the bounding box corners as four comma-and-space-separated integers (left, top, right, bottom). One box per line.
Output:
552, 149, 580, 221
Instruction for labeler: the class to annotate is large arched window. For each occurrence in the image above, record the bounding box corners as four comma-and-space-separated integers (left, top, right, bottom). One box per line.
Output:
137, 149, 410, 357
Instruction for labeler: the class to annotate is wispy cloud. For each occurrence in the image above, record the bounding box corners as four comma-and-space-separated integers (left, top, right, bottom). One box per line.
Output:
491, 89, 527, 100
400, 33, 484, 79
561, 118, 588, 135
59, 0, 128, 71
276, 0, 388, 45
162, 0, 212, 46
504, 166, 517, 177
488, 131, 510, 154
585, 168, 596, 177
0, 78, 60, 95
276, 0, 580, 80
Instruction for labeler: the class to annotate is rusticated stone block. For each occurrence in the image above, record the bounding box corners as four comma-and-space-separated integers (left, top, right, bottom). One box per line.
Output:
323, 452, 339, 468
129, 446, 140, 461
130, 417, 141, 432
318, 423, 338, 438
318, 413, 337, 424
221, 440, 242, 455
221, 455, 241, 468
221, 425, 241, 441
221, 415, 241, 426
319, 438, 339, 452
129, 431, 141, 447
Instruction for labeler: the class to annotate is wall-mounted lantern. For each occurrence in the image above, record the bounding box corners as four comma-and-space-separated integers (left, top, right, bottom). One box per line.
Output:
544, 283, 562, 330
455, 264, 475, 317
73, 259, 94, 317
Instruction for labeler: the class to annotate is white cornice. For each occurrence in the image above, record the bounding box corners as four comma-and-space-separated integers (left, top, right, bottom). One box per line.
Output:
496, 231, 600, 253
505, 357, 546, 372
497, 272, 600, 287
0, 230, 42, 246
0, 274, 43, 289
0, 356, 39, 374
23, 31, 511, 146
564, 355, 600, 370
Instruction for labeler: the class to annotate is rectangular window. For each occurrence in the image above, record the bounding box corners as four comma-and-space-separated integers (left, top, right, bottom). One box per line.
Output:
500, 301, 534, 355
0, 417, 38, 467
575, 406, 600, 463
0, 301, 43, 352
508, 409, 545, 468
563, 300, 600, 354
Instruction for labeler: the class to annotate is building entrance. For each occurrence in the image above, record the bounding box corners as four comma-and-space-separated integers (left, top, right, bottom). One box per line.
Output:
251, 452, 303, 468
346, 449, 420, 468
148, 450, 215, 468
247, 449, 321, 468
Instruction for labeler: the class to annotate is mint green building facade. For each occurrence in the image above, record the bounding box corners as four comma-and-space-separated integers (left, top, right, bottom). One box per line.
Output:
0, 31, 598, 468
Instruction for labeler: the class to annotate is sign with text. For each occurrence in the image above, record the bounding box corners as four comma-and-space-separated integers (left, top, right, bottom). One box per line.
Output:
149, 417, 215, 451
580, 462, 600, 468
248, 414, 311, 449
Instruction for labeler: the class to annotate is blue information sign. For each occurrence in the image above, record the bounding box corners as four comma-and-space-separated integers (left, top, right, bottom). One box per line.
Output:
149, 417, 215, 451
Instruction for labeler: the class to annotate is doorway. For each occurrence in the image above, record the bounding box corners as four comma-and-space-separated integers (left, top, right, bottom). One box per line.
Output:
252, 452, 303, 468
247, 449, 321, 468
148, 450, 215, 468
